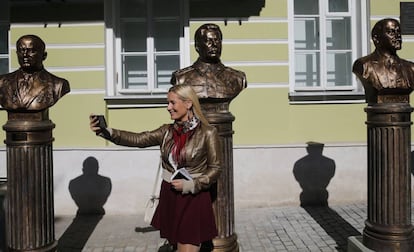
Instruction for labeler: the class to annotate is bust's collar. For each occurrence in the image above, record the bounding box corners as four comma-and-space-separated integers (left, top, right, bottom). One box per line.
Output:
17, 67, 46, 75
192, 58, 225, 74
374, 49, 399, 63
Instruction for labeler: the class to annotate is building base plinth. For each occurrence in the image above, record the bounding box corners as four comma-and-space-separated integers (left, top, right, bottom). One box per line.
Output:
347, 236, 374, 252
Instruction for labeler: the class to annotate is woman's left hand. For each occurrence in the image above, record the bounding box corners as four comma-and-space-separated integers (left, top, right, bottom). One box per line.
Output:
171, 179, 184, 191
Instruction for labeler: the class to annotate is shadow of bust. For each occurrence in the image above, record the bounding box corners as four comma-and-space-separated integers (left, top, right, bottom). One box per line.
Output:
69, 156, 112, 215
293, 142, 336, 207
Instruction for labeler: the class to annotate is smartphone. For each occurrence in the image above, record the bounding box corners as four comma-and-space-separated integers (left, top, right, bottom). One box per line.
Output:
96, 115, 107, 129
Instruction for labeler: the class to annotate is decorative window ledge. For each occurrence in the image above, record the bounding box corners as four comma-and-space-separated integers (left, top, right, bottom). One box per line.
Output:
289, 91, 366, 104
104, 94, 168, 108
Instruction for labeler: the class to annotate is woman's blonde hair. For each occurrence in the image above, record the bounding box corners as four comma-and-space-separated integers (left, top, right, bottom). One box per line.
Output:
168, 84, 209, 125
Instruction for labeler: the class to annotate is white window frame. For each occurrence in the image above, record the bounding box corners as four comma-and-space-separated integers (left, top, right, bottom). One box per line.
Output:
0, 0, 9, 75
288, 0, 369, 103
104, 0, 190, 108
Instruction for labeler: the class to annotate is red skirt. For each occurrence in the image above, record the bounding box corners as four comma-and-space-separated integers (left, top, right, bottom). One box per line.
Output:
151, 180, 217, 245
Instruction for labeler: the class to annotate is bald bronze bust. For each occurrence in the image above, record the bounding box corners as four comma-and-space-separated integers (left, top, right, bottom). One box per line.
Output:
171, 23, 247, 101
353, 18, 414, 104
0, 34, 70, 111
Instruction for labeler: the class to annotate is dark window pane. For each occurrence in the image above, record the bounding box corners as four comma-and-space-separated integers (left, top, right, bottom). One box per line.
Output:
329, 0, 348, 12
123, 55, 147, 89
122, 22, 147, 52
155, 55, 179, 89
294, 0, 319, 15
154, 20, 180, 51
153, 0, 180, 17
0, 25, 7, 54
0, 58, 8, 75
121, 0, 146, 18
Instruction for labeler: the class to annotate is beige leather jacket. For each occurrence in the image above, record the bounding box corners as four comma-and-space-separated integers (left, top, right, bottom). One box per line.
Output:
110, 123, 222, 194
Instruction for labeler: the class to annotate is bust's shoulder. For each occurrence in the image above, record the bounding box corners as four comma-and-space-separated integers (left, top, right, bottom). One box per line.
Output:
172, 65, 196, 76
355, 53, 377, 65
222, 66, 246, 78
38, 69, 68, 82
399, 58, 414, 67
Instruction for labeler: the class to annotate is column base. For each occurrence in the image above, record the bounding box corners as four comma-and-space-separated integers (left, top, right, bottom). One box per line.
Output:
8, 240, 57, 252
363, 228, 414, 252
213, 233, 239, 252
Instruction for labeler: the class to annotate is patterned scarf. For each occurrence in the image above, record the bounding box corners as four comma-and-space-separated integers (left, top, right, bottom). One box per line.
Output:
171, 116, 199, 166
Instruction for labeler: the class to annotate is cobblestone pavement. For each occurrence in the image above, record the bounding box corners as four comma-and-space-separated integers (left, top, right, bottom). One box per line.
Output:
54, 202, 370, 252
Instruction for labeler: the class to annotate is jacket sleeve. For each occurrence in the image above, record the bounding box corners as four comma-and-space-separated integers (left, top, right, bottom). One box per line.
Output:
109, 124, 169, 148
193, 126, 222, 193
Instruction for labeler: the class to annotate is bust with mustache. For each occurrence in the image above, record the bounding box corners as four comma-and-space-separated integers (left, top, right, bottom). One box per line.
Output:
353, 18, 414, 104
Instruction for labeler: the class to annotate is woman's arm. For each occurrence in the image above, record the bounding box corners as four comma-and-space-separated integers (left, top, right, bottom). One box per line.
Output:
89, 114, 169, 148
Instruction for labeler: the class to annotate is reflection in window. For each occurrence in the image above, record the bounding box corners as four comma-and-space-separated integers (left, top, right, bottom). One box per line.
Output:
329, 0, 348, 12
326, 52, 352, 86
295, 53, 321, 87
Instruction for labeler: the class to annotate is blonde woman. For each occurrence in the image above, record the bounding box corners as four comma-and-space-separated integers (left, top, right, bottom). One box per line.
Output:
90, 84, 221, 252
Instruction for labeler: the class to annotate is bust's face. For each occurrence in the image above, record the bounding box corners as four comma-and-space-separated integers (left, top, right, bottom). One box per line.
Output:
16, 37, 45, 72
197, 30, 222, 63
379, 20, 402, 51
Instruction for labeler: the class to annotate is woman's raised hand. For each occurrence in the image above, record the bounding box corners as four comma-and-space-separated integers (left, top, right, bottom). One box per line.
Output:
89, 114, 101, 134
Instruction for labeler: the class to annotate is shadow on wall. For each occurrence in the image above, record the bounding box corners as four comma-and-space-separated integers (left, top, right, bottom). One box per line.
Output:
293, 142, 361, 252
58, 156, 112, 252
293, 141, 335, 207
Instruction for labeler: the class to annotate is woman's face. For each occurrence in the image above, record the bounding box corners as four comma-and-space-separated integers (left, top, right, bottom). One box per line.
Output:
167, 92, 191, 122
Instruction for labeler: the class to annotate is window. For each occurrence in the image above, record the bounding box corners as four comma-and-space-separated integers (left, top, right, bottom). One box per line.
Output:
0, 24, 8, 75
0, 1, 9, 75
289, 0, 368, 103
105, 0, 188, 107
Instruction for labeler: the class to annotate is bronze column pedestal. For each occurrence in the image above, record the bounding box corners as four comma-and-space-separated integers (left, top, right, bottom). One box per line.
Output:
202, 102, 238, 252
363, 102, 414, 252
4, 110, 57, 252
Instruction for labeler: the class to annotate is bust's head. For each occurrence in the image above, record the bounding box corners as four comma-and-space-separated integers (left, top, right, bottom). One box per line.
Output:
371, 18, 402, 53
194, 23, 222, 63
16, 34, 47, 73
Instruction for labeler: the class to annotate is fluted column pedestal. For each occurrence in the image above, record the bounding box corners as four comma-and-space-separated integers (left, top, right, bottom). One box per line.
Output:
363, 103, 414, 252
201, 102, 238, 252
3, 110, 57, 252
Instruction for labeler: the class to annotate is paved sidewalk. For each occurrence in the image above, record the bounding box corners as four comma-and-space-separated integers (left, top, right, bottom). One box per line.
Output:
55, 202, 368, 252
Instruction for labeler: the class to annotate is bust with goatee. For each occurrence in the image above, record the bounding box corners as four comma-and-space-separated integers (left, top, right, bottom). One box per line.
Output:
353, 18, 414, 104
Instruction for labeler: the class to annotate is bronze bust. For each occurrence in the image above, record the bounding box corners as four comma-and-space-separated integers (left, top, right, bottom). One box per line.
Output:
353, 18, 414, 104
0, 34, 70, 111
171, 23, 247, 101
